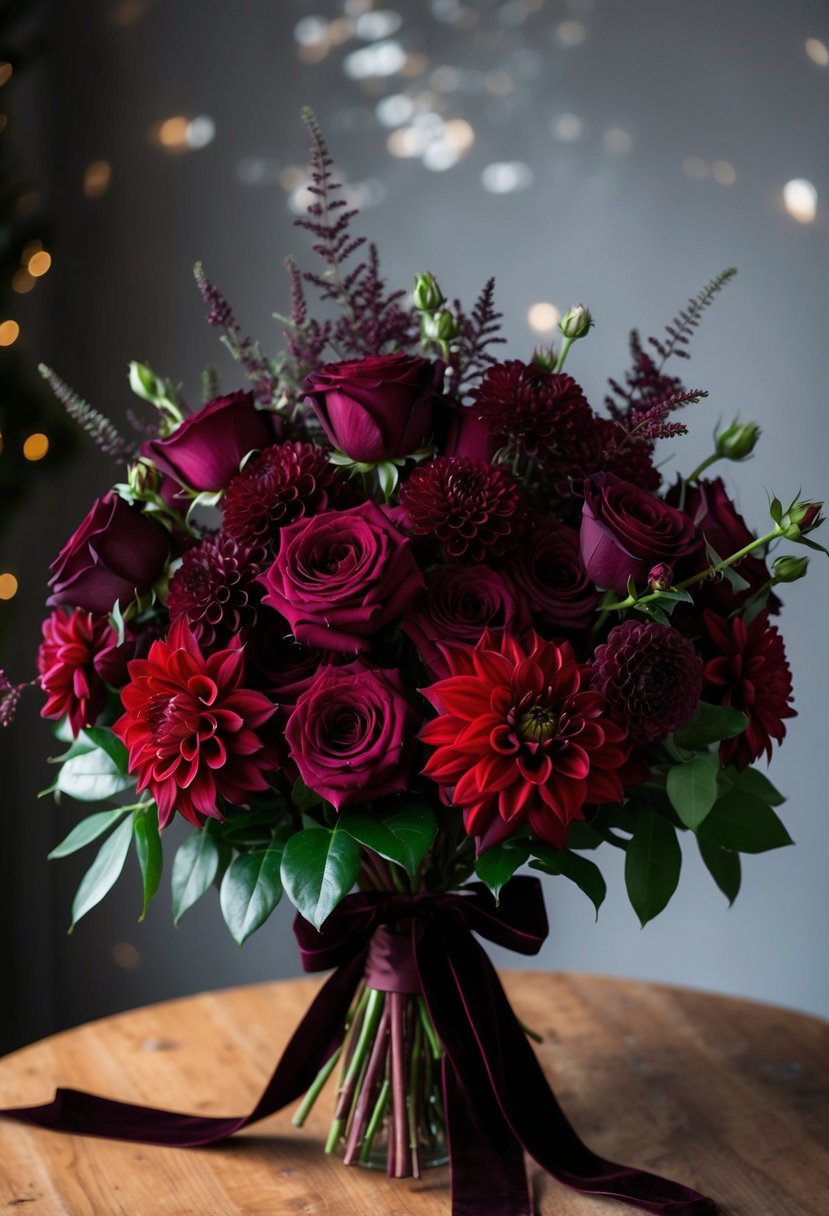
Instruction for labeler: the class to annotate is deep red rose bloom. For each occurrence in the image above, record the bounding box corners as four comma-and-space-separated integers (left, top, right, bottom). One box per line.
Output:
420, 629, 629, 850
471, 361, 591, 460
38, 609, 131, 737
398, 456, 527, 562
285, 661, 417, 809
581, 473, 699, 593
305, 353, 445, 463
592, 619, 703, 744
166, 532, 267, 650
222, 441, 345, 559
113, 617, 277, 828
441, 404, 498, 463
702, 609, 796, 769
514, 518, 600, 632
402, 564, 529, 676
142, 391, 276, 492
48, 492, 170, 615
259, 501, 424, 653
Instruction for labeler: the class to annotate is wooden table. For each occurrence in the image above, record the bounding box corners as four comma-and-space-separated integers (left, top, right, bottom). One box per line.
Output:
0, 973, 827, 1215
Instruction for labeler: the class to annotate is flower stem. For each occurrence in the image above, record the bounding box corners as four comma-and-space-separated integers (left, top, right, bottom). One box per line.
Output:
554, 335, 573, 372
343, 999, 390, 1165
684, 452, 721, 486
417, 996, 442, 1060
359, 1078, 391, 1164
291, 1045, 342, 1128
390, 991, 410, 1177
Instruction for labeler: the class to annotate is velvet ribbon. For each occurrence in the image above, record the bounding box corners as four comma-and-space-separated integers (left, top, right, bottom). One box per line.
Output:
0, 877, 716, 1216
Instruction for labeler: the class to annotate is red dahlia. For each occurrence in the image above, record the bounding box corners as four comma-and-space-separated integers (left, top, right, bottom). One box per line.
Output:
38, 608, 128, 737
471, 361, 591, 460
399, 456, 527, 562
113, 617, 277, 828
592, 619, 703, 743
703, 609, 796, 769
166, 532, 266, 649
420, 629, 629, 849
222, 441, 343, 557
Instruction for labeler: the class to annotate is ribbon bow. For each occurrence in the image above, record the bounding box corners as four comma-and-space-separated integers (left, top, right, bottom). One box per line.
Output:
0, 877, 716, 1216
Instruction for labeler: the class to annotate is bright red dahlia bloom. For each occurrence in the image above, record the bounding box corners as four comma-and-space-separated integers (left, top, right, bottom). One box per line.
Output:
38, 608, 127, 737
113, 617, 277, 828
420, 630, 630, 849
703, 609, 796, 769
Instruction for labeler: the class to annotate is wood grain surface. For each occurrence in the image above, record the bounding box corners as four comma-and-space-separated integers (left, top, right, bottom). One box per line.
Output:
0, 973, 827, 1215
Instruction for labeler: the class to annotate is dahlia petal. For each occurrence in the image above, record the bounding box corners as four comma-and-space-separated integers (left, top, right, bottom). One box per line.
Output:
498, 779, 534, 821
423, 676, 490, 720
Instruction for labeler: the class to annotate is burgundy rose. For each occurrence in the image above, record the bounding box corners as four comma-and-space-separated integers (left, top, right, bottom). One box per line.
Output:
48, 492, 170, 614
580, 473, 699, 593
259, 501, 424, 653
304, 353, 445, 463
285, 661, 417, 809
514, 518, 600, 632
402, 564, 529, 675
441, 405, 498, 462
142, 391, 276, 492
38, 608, 133, 737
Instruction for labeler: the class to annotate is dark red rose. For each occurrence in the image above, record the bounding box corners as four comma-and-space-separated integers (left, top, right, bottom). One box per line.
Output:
38, 609, 132, 737
401, 564, 529, 675
702, 609, 795, 769
592, 619, 703, 744
48, 492, 170, 615
580, 473, 699, 593
142, 391, 276, 492
285, 661, 417, 809
441, 405, 498, 462
259, 501, 424, 653
304, 353, 445, 463
514, 518, 600, 632
113, 617, 277, 828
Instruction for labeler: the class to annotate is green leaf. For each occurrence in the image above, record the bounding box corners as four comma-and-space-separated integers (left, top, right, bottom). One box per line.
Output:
133, 806, 162, 921
563, 821, 603, 851
703, 538, 750, 593
70, 814, 135, 928
673, 702, 749, 750
220, 843, 285, 946
769, 496, 783, 524
475, 839, 530, 900
666, 751, 720, 829
698, 838, 742, 905
791, 534, 829, 557
726, 765, 785, 807
48, 807, 132, 859
697, 790, 793, 854
109, 598, 127, 646
52, 716, 74, 743
529, 844, 607, 918
339, 801, 437, 878
53, 745, 135, 803
624, 812, 682, 926
79, 728, 130, 774
171, 830, 224, 924
291, 776, 323, 813
281, 827, 360, 930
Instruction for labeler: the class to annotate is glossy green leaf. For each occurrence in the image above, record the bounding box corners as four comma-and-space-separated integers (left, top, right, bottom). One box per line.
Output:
291, 776, 323, 813
171, 830, 224, 924
70, 813, 135, 929
281, 828, 360, 930
624, 812, 682, 926
133, 805, 162, 921
53, 746, 134, 803
673, 702, 748, 751
725, 765, 785, 807
666, 751, 720, 829
697, 791, 793, 854
529, 844, 607, 918
79, 728, 130, 774
220, 843, 284, 945
474, 839, 530, 901
339, 801, 437, 878
48, 807, 132, 859
698, 837, 741, 905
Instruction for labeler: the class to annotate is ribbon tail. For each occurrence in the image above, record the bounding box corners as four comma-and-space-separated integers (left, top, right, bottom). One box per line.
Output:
0, 950, 366, 1148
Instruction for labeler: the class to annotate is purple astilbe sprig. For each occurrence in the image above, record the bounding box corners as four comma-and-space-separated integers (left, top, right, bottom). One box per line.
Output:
628, 387, 709, 441
38, 365, 134, 461
648, 266, 737, 367
193, 262, 278, 405
450, 277, 506, 396
126, 406, 161, 441
0, 671, 27, 727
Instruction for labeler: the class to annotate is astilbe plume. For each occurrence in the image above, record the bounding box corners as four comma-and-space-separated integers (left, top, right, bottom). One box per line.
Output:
0, 670, 26, 726
194, 262, 278, 404
449, 277, 506, 395
166, 532, 268, 649
399, 456, 527, 562
39, 364, 133, 461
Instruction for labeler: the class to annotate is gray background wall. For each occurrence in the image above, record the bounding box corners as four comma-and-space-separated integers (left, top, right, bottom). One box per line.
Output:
2, 0, 827, 1053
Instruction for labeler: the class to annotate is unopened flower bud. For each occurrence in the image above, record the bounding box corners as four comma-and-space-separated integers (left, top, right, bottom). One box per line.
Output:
715, 419, 761, 461
531, 344, 558, 372
413, 272, 445, 313
782, 500, 823, 538
127, 459, 160, 498
648, 563, 673, 591
129, 361, 166, 405
558, 304, 593, 340
773, 554, 809, 583
421, 308, 459, 344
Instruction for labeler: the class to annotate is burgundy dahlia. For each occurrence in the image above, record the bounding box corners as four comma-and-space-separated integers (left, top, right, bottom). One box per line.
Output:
398, 456, 527, 563
592, 619, 703, 744
471, 361, 591, 460
38, 609, 131, 737
420, 629, 630, 850
222, 441, 344, 558
703, 609, 795, 769
166, 532, 266, 649
113, 617, 277, 828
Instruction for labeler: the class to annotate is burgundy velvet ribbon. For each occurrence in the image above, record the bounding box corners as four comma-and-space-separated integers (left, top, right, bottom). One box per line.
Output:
0, 877, 716, 1216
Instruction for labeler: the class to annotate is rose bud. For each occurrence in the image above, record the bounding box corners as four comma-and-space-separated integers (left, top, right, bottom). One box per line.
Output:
783, 500, 823, 537
129, 360, 168, 406
558, 303, 593, 340
531, 344, 558, 372
773, 554, 809, 583
420, 308, 459, 346
714, 419, 761, 462
142, 391, 276, 492
648, 563, 674, 591
304, 353, 445, 464
413, 271, 445, 313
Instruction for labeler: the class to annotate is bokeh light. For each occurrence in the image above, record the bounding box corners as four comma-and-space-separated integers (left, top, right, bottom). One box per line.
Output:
0, 320, 20, 346
22, 433, 50, 462
527, 302, 561, 333
783, 178, 818, 223
0, 574, 19, 601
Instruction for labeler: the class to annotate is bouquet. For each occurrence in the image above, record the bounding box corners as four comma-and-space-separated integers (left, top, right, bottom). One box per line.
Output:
1, 112, 824, 1215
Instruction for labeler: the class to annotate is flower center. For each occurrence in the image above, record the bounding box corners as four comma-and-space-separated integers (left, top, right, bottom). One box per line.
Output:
517, 706, 558, 743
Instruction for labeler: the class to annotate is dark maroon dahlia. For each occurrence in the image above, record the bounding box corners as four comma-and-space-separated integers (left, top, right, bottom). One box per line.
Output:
166, 532, 267, 648
592, 619, 703, 744
222, 441, 344, 558
471, 361, 592, 460
398, 456, 527, 562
